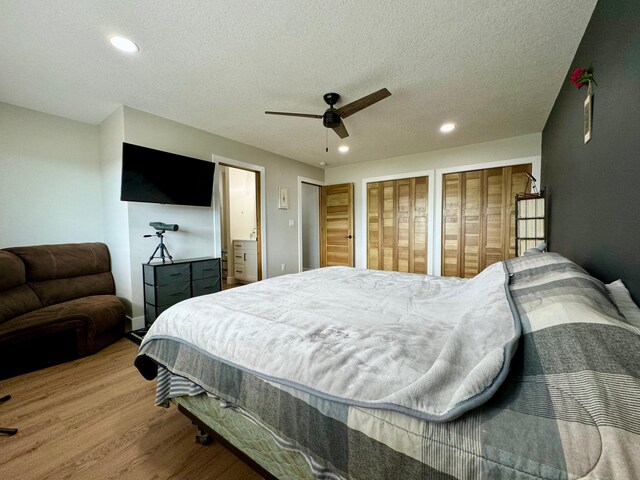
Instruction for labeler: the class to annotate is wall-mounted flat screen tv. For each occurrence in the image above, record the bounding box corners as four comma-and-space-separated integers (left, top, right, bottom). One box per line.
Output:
120, 143, 215, 207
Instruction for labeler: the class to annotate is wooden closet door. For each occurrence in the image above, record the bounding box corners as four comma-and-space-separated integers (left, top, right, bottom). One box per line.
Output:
395, 179, 411, 272
442, 173, 463, 277
367, 176, 429, 273
442, 164, 532, 278
482, 168, 507, 269
505, 165, 532, 258
367, 183, 381, 269
380, 181, 395, 271
462, 171, 482, 278
412, 177, 429, 273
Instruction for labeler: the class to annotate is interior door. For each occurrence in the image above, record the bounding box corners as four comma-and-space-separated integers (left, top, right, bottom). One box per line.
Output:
320, 183, 354, 267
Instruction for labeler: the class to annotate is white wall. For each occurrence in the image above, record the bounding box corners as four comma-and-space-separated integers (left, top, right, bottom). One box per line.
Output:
0, 102, 103, 247
228, 167, 256, 241
121, 106, 324, 317
98, 107, 133, 314
325, 133, 542, 268
301, 183, 320, 270
127, 202, 215, 317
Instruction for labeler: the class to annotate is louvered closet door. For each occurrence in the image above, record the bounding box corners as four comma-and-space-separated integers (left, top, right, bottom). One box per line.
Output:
367, 176, 429, 274
506, 165, 532, 258
442, 173, 462, 277
381, 181, 396, 271
482, 168, 507, 269
367, 183, 381, 269
412, 177, 429, 273
462, 171, 482, 278
442, 164, 532, 278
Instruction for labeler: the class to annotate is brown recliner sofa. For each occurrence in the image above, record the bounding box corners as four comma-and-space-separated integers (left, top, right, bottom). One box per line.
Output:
0, 242, 126, 379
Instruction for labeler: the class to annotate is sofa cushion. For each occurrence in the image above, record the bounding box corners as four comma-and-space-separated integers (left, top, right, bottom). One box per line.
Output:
0, 284, 42, 325
0, 295, 125, 344
0, 302, 86, 341
0, 250, 26, 291
29, 272, 115, 307
6, 242, 111, 281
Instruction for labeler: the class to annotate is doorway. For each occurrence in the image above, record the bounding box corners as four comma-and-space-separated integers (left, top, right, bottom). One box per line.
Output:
297, 178, 355, 271
301, 182, 321, 271
216, 158, 265, 289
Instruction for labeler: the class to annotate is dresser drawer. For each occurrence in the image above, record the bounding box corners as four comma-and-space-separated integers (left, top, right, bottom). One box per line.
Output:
144, 303, 170, 325
146, 263, 191, 286
192, 259, 220, 280
192, 277, 221, 297
142, 257, 221, 326
145, 282, 190, 307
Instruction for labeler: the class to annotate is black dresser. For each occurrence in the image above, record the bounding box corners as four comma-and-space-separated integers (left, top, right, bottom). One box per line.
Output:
143, 257, 221, 327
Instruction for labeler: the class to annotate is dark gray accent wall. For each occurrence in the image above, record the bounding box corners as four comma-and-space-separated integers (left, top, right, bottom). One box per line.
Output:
542, 0, 640, 302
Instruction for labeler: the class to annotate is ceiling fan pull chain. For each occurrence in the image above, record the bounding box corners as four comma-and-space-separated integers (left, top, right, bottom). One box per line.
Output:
325, 127, 328, 152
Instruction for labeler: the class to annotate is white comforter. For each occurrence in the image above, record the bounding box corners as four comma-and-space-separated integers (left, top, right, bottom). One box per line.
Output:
142, 264, 519, 420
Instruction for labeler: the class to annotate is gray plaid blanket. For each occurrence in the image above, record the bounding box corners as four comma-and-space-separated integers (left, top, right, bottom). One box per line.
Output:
136, 253, 640, 479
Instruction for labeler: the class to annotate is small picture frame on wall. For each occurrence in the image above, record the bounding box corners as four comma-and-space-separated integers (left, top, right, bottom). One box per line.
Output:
584, 93, 592, 143
278, 187, 289, 209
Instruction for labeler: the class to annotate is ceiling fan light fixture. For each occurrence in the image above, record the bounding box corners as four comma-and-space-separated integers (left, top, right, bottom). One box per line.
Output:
265, 88, 391, 144
338, 145, 350, 153
440, 122, 456, 133
109, 35, 139, 53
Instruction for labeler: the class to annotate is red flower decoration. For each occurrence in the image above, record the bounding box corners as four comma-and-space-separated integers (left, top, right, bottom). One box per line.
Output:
570, 67, 587, 89
569, 66, 597, 89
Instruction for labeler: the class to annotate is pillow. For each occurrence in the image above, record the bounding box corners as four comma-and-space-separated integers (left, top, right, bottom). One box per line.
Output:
606, 279, 640, 328
523, 242, 547, 256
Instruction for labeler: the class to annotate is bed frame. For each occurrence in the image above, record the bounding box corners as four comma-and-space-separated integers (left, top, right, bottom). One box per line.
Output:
177, 402, 279, 480
173, 396, 315, 480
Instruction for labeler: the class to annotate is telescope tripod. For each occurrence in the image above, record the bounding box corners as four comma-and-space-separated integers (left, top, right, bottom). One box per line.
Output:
145, 231, 174, 264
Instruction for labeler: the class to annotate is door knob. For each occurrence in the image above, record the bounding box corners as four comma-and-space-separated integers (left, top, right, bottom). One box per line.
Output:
345, 235, 353, 239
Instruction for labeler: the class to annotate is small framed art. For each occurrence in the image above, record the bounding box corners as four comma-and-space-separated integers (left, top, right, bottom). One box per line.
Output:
278, 187, 289, 209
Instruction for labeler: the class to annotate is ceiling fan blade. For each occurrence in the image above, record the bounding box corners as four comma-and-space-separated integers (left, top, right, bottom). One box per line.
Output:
265, 111, 323, 119
336, 88, 391, 119
332, 122, 349, 139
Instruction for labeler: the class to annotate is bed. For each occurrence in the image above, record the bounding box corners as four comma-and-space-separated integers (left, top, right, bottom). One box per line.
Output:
135, 252, 640, 479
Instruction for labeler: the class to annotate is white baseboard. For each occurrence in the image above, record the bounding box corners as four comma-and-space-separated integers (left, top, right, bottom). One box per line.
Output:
127, 315, 145, 331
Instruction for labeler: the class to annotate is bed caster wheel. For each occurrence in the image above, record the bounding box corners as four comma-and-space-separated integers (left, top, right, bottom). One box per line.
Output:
195, 428, 213, 445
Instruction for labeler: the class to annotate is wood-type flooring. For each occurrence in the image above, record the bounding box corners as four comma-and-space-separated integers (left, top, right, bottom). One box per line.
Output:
0, 339, 263, 480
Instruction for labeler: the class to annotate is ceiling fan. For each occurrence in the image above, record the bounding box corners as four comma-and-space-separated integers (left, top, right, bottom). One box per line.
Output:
265, 88, 391, 139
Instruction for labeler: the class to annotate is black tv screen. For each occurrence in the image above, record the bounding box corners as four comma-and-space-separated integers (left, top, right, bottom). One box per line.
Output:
120, 143, 215, 207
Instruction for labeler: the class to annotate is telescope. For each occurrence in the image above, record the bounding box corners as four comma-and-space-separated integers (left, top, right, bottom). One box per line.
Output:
145, 222, 179, 264
149, 222, 179, 232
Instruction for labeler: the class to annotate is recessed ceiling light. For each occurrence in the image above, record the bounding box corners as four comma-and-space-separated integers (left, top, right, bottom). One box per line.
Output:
109, 36, 139, 54
338, 145, 350, 153
319, 161, 327, 166
440, 123, 456, 133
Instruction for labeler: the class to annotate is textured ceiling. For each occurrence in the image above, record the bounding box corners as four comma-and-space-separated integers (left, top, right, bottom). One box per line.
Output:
0, 0, 596, 167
